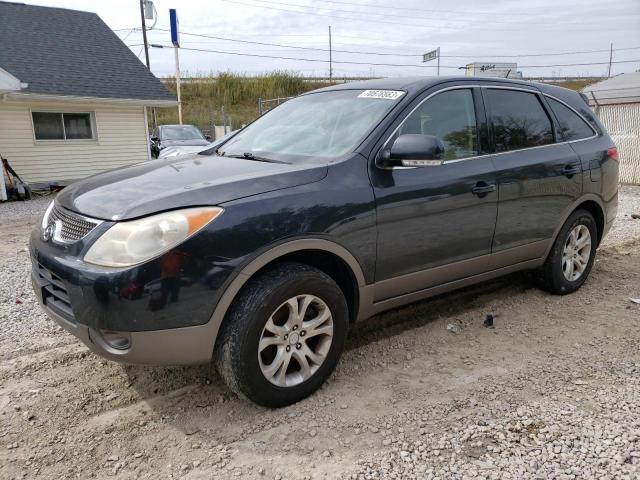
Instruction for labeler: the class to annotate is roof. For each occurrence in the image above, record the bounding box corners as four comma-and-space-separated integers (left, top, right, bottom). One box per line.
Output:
0, 1, 176, 104
581, 72, 640, 106
312, 76, 557, 95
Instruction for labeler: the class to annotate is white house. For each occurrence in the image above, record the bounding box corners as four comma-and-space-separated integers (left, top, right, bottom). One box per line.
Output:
583, 72, 640, 185
0, 1, 176, 190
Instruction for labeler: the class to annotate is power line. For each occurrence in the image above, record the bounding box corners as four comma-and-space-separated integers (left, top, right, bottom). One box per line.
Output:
220, 0, 639, 30
149, 28, 640, 60
281, 0, 537, 17
148, 43, 640, 70
152, 28, 419, 56
217, 0, 517, 30
241, 0, 545, 25
149, 44, 459, 68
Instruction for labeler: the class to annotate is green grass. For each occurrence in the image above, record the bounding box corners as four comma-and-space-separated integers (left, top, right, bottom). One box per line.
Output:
155, 71, 333, 133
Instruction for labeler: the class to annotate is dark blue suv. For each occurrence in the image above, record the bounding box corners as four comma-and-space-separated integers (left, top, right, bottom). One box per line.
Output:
31, 77, 619, 407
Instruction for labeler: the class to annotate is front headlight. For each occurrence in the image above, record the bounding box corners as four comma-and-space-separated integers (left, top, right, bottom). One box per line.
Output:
41, 200, 55, 229
84, 207, 223, 267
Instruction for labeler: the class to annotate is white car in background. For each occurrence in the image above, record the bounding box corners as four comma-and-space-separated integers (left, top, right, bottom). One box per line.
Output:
158, 130, 239, 159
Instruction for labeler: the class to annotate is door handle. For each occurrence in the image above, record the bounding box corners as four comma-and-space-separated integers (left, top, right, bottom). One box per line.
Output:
472, 182, 497, 197
562, 164, 581, 177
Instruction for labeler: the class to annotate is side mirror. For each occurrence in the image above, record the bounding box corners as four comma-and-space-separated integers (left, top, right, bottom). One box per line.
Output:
378, 134, 445, 168
151, 136, 159, 142
205, 135, 212, 141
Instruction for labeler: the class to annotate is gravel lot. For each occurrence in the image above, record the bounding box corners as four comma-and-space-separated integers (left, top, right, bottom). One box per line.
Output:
1, 187, 639, 479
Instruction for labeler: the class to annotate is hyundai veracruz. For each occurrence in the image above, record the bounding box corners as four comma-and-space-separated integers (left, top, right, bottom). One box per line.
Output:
31, 77, 619, 407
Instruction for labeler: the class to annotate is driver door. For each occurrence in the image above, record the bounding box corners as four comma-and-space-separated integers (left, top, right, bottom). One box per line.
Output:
370, 86, 499, 301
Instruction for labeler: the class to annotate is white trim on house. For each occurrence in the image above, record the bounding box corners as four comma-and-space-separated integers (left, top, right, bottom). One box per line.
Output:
0, 67, 27, 93
4, 91, 177, 107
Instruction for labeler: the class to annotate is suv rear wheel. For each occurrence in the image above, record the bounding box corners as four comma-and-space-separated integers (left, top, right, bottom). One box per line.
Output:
538, 209, 597, 295
215, 262, 348, 407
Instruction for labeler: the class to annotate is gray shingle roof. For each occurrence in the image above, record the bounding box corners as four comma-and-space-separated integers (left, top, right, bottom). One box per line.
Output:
0, 1, 176, 102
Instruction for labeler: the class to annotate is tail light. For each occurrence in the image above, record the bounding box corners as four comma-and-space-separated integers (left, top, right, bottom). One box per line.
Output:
607, 147, 619, 162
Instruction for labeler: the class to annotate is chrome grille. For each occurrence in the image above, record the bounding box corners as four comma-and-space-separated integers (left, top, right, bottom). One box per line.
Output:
46, 205, 101, 243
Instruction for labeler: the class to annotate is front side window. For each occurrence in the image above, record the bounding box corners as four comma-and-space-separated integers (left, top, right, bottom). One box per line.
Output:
32, 112, 94, 140
217, 89, 404, 162
486, 89, 553, 152
546, 97, 595, 142
397, 88, 478, 160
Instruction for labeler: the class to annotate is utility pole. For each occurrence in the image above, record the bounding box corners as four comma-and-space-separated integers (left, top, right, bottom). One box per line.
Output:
437, 46, 440, 76
329, 25, 333, 82
607, 42, 613, 78
139, 0, 150, 68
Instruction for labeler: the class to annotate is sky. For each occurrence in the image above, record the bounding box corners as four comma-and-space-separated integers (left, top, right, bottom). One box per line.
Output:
23, 0, 640, 79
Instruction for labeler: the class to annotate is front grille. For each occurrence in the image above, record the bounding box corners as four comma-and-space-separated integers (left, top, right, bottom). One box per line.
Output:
46, 205, 101, 243
34, 263, 75, 322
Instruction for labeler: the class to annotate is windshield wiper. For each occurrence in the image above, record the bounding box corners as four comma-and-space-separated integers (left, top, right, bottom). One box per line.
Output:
222, 152, 290, 164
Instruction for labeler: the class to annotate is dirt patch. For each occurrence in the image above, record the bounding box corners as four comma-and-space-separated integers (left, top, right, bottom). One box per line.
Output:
1, 201, 639, 479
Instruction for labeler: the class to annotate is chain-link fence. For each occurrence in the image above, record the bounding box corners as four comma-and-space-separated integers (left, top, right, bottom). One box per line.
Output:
595, 103, 640, 185
257, 96, 294, 116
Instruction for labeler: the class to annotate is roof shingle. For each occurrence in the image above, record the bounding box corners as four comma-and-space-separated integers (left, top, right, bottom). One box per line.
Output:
0, 1, 176, 102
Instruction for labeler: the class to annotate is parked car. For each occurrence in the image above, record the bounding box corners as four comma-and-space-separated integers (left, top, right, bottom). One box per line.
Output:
31, 77, 618, 407
150, 124, 211, 158
158, 130, 239, 159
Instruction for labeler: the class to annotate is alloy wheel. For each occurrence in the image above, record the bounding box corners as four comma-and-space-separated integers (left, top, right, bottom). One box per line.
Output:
562, 224, 592, 282
258, 295, 334, 387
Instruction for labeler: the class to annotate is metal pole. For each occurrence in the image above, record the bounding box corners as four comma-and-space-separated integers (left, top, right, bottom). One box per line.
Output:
139, 0, 150, 68
174, 46, 182, 124
607, 42, 613, 78
437, 46, 440, 76
329, 26, 333, 82
139, 0, 156, 129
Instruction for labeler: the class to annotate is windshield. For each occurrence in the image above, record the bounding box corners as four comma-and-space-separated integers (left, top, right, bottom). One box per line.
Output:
218, 89, 404, 161
161, 125, 205, 141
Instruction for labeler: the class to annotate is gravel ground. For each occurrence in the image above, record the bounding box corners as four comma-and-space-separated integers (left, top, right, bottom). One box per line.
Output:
0, 187, 639, 479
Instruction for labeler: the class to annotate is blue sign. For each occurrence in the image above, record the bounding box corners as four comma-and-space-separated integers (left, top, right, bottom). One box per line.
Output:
169, 9, 179, 47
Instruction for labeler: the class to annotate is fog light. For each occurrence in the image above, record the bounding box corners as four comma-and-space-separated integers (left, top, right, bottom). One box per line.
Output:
99, 330, 131, 350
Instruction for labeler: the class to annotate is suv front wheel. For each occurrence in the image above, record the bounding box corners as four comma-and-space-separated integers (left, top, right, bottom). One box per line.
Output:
215, 262, 349, 407
538, 209, 598, 295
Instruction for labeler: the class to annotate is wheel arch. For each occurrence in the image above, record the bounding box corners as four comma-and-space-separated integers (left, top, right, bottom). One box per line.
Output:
544, 194, 607, 261
205, 239, 367, 354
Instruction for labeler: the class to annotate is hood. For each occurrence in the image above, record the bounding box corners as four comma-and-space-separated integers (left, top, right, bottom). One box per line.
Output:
57, 155, 327, 221
161, 139, 211, 147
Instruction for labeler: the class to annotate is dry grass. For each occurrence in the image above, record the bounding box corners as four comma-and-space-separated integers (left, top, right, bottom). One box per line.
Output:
154, 72, 334, 133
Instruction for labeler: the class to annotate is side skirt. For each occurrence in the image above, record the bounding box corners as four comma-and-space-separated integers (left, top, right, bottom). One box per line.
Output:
357, 257, 544, 321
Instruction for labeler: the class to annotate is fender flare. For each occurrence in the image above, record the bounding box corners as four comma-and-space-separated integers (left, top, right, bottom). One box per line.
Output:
201, 238, 367, 353
542, 193, 606, 260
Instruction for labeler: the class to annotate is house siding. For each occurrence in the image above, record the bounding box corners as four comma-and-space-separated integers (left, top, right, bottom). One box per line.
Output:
0, 100, 149, 184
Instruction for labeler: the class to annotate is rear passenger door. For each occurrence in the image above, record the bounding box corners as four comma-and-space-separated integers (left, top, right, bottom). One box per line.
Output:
483, 87, 583, 269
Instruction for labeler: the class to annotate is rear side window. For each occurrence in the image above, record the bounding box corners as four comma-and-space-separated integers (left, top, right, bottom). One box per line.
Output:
486, 89, 553, 152
398, 89, 478, 160
546, 97, 595, 141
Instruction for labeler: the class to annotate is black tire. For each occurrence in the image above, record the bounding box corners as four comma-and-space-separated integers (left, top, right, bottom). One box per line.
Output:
214, 262, 349, 408
538, 209, 598, 295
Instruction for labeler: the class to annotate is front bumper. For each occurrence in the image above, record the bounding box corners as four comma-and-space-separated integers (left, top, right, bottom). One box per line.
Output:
30, 227, 236, 365
39, 301, 220, 365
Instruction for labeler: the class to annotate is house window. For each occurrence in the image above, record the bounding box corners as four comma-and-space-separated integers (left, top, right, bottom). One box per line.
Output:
32, 112, 95, 140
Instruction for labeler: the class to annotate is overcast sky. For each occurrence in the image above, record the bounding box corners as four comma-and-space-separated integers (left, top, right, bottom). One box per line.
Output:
25, 0, 640, 78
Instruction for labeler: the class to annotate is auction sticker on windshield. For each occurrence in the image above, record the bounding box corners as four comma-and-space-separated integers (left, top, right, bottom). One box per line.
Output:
357, 90, 405, 100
